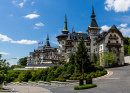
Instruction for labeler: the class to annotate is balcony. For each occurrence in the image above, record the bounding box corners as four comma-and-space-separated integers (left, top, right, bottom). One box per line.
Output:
65, 44, 73, 47
109, 36, 118, 39
107, 43, 122, 47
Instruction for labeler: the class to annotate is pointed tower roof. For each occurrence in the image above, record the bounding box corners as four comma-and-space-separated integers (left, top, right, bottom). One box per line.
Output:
45, 34, 50, 47
67, 34, 72, 40
62, 14, 69, 34
46, 34, 49, 40
90, 6, 98, 27
110, 25, 118, 30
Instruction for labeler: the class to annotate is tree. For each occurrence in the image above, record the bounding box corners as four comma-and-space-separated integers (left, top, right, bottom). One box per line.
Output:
0, 54, 10, 74
69, 53, 75, 65
102, 52, 117, 67
75, 39, 89, 79
92, 53, 97, 64
17, 57, 27, 66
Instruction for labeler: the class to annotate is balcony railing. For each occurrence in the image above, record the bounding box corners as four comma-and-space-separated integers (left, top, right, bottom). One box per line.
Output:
109, 36, 118, 39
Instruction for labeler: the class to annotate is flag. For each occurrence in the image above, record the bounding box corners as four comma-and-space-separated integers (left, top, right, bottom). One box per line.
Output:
38, 42, 41, 44
38, 42, 43, 44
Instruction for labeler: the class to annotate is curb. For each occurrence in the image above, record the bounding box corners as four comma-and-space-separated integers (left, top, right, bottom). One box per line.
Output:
93, 70, 113, 81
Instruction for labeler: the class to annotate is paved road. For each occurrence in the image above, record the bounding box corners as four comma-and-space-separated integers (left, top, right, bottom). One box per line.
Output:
47, 65, 130, 93
1, 86, 51, 93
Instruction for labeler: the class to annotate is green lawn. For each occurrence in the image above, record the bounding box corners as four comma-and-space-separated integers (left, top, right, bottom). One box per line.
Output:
74, 84, 97, 90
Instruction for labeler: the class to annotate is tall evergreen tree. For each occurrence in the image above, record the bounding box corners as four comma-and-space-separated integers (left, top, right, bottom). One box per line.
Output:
75, 39, 89, 76
92, 53, 97, 64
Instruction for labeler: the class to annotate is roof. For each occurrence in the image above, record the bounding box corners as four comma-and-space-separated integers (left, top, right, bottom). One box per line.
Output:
90, 19, 98, 27
110, 25, 117, 30
68, 32, 90, 41
56, 34, 68, 38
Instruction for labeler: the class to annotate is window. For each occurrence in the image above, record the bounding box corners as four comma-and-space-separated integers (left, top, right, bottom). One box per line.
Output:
62, 41, 64, 44
116, 41, 118, 43
114, 34, 116, 37
110, 34, 112, 37
108, 40, 110, 43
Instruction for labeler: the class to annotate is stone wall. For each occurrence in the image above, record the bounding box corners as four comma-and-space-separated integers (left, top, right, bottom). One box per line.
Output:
124, 56, 130, 64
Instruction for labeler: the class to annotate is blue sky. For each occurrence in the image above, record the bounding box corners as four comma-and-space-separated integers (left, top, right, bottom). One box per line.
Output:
0, 0, 130, 65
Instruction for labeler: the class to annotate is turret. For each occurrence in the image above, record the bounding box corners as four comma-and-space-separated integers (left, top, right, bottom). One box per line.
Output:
62, 14, 69, 34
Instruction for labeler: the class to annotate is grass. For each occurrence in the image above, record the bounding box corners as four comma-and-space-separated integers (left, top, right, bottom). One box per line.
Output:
0, 88, 4, 91
74, 84, 97, 90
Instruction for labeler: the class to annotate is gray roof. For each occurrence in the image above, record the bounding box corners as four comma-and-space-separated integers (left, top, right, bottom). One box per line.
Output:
90, 19, 98, 27
110, 25, 117, 30
67, 32, 90, 41
56, 34, 68, 38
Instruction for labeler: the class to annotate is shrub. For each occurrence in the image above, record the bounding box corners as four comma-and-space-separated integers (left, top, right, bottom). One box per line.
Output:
4, 70, 21, 83
69, 77, 73, 80
77, 77, 81, 80
59, 78, 66, 82
73, 77, 77, 80
0, 74, 4, 84
71, 73, 80, 77
74, 84, 97, 90
18, 70, 32, 82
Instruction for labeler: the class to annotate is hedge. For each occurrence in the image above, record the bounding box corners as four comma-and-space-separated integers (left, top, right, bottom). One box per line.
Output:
74, 84, 97, 90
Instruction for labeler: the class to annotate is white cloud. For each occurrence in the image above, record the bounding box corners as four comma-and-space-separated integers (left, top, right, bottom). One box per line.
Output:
12, 0, 17, 5
19, 3, 24, 7
31, 2, 35, 6
24, 14, 40, 19
0, 34, 12, 41
35, 22, 44, 26
11, 40, 38, 44
120, 24, 128, 28
12, 0, 27, 8
0, 52, 9, 55
33, 26, 39, 29
105, 0, 130, 12
120, 28, 130, 37
33, 11, 37, 14
101, 25, 111, 31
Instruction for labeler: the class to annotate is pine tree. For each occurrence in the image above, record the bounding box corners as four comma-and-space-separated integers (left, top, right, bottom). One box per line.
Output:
92, 53, 97, 64
75, 39, 89, 78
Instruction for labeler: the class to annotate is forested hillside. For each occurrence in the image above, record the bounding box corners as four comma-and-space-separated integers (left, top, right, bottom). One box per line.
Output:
124, 37, 130, 56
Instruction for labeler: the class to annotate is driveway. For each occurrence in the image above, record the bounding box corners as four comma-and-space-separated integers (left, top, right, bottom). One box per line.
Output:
47, 65, 130, 93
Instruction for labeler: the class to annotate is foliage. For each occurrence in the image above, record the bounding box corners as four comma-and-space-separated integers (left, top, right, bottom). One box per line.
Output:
0, 55, 10, 74
4, 70, 21, 83
101, 52, 117, 67
69, 53, 75, 65
92, 53, 98, 64
124, 37, 130, 56
75, 39, 89, 74
17, 57, 27, 66
0, 74, 4, 84
58, 59, 66, 64
10, 65, 25, 69
18, 70, 32, 82
74, 84, 97, 90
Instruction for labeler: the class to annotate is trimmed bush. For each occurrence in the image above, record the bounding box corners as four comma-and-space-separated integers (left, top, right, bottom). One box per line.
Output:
73, 77, 77, 80
74, 84, 97, 90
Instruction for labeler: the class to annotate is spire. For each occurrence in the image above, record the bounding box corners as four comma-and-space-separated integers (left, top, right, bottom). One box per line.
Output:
90, 5, 98, 27
91, 5, 96, 18
45, 34, 50, 47
62, 14, 69, 34
46, 34, 49, 40
64, 14, 68, 30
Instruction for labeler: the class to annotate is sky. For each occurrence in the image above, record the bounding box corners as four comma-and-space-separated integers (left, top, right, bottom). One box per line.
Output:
0, 0, 130, 65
